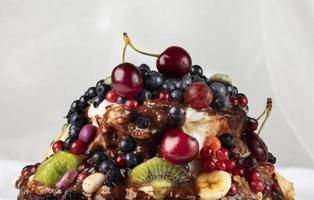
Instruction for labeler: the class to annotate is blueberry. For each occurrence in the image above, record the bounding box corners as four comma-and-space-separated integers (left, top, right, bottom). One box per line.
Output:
63, 137, 74, 150
93, 95, 105, 108
69, 125, 81, 139
191, 65, 203, 76
99, 160, 115, 173
209, 82, 227, 98
96, 79, 104, 87
268, 152, 276, 164
63, 191, 86, 200
96, 84, 110, 96
70, 100, 81, 113
136, 116, 151, 129
169, 106, 185, 121
137, 89, 153, 101
211, 96, 229, 110
181, 75, 192, 86
144, 71, 164, 91
104, 168, 122, 186
70, 112, 86, 127
85, 87, 97, 98
120, 137, 136, 153
161, 81, 175, 92
174, 80, 187, 91
116, 96, 126, 104
191, 75, 205, 83
233, 86, 238, 96
91, 151, 108, 165
124, 152, 139, 168
201, 75, 208, 82
171, 90, 183, 102
225, 85, 234, 96
138, 64, 150, 71
218, 133, 235, 149
79, 95, 89, 109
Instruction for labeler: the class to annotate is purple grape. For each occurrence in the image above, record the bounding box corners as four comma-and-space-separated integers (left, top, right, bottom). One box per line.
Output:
79, 124, 97, 144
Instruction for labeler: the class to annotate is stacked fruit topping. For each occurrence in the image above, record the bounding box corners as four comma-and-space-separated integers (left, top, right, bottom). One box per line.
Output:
16, 33, 293, 200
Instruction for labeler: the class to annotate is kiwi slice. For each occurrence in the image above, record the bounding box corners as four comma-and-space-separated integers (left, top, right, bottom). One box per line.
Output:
129, 157, 190, 198
35, 151, 81, 186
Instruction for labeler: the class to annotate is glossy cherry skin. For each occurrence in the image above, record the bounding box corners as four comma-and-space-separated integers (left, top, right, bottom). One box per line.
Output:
184, 82, 213, 109
160, 129, 199, 165
157, 46, 192, 77
70, 140, 87, 155
244, 132, 268, 162
111, 62, 143, 98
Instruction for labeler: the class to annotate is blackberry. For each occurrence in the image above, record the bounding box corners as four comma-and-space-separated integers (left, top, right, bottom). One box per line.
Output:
39, 193, 57, 200
64, 191, 86, 200
218, 133, 235, 149
104, 169, 123, 186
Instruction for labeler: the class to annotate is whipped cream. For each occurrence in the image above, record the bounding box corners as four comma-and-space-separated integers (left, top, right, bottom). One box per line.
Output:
87, 99, 114, 127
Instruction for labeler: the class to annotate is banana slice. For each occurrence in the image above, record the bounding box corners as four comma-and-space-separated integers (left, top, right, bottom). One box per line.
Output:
275, 172, 295, 200
195, 170, 232, 200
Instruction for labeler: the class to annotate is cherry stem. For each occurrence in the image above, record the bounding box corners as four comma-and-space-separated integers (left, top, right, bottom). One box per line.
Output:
122, 33, 160, 62
257, 98, 272, 135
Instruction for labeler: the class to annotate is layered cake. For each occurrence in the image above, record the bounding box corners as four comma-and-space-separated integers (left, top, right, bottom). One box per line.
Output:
16, 34, 294, 200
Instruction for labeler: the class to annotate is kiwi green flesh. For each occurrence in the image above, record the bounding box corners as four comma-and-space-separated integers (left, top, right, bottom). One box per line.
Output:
34, 151, 81, 186
130, 157, 189, 187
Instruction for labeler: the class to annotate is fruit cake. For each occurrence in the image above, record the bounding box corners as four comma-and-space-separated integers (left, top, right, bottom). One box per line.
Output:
16, 33, 295, 200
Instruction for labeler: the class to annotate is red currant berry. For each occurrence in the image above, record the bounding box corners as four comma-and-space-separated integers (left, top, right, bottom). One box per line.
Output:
228, 183, 237, 196
70, 140, 87, 155
200, 146, 213, 161
250, 180, 264, 193
159, 90, 171, 101
215, 148, 229, 161
249, 169, 262, 182
184, 82, 213, 109
157, 46, 192, 77
215, 160, 227, 171
116, 155, 126, 168
225, 160, 236, 171
237, 94, 248, 106
52, 140, 64, 153
246, 117, 258, 133
124, 99, 138, 110
202, 160, 216, 172
229, 96, 239, 105
271, 184, 281, 193
232, 168, 245, 177
111, 63, 143, 98
77, 171, 89, 183
106, 90, 119, 102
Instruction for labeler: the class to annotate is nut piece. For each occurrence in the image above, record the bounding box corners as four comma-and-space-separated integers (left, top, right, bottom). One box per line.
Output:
82, 173, 105, 194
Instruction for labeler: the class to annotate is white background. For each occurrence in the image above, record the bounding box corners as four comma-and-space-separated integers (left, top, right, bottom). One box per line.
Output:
1, 0, 314, 169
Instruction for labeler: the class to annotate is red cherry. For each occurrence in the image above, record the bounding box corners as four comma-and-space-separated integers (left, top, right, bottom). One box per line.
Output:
271, 184, 281, 193
106, 90, 119, 102
215, 160, 227, 171
246, 117, 258, 133
70, 140, 87, 155
52, 140, 64, 153
184, 82, 213, 109
77, 171, 89, 183
215, 148, 229, 161
248, 169, 262, 182
111, 63, 143, 98
229, 96, 239, 105
202, 160, 216, 172
250, 180, 264, 193
228, 183, 237, 196
156, 46, 192, 77
244, 132, 268, 162
232, 168, 244, 177
237, 94, 248, 106
159, 90, 171, 101
116, 155, 126, 168
225, 160, 236, 171
124, 99, 138, 110
200, 146, 213, 161
160, 129, 199, 165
